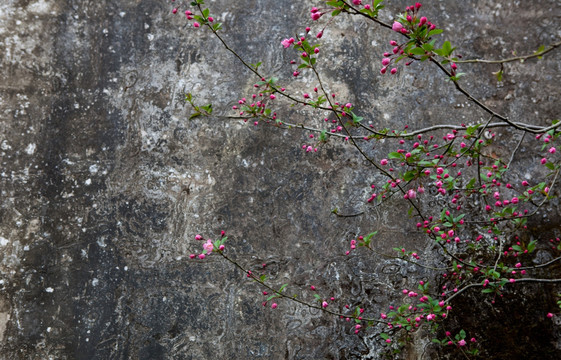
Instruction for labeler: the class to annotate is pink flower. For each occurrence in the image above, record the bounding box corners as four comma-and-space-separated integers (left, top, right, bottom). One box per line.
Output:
547, 312, 554, 318
203, 239, 214, 254
172, 8, 178, 14
352, 0, 362, 5
322, 301, 329, 308
195, 234, 203, 240
189, 254, 196, 259
382, 58, 391, 66
541, 158, 547, 164
419, 17, 427, 26
407, 189, 417, 199
271, 303, 278, 309
281, 38, 291, 48
198, 253, 205, 259
380, 159, 388, 165
193, 22, 200, 28
316, 31, 323, 38
311, 12, 322, 20
392, 22, 403, 32
458, 339, 466, 347
522, 180, 529, 186
390, 68, 397, 74
549, 147, 556, 154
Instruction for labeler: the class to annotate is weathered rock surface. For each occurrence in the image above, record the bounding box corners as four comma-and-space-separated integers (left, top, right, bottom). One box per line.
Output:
0, 0, 560, 359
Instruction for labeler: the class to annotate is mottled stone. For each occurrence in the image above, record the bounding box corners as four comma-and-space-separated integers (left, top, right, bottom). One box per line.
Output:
0, 0, 560, 359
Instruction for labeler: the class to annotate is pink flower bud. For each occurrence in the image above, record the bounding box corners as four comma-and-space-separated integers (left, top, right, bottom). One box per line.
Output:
392, 22, 403, 32
193, 22, 200, 28
390, 68, 397, 74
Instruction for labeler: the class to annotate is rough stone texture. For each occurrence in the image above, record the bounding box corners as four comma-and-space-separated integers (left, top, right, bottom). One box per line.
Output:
0, 0, 560, 359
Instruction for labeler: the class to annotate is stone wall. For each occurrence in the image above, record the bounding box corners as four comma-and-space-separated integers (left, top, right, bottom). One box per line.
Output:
1, 0, 560, 359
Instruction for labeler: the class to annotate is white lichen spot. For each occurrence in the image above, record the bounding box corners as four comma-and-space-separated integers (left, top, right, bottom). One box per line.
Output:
89, 164, 99, 174
25, 143, 36, 155
84, 178, 92, 186
119, 12, 126, 17
45, 287, 54, 293
28, 0, 51, 15
47, 327, 52, 333
0, 237, 8, 246
147, 34, 154, 41
91, 278, 99, 286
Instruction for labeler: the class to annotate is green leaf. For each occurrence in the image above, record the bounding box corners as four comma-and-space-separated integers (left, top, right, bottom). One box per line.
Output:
410, 47, 427, 56
421, 43, 434, 52
428, 28, 443, 37
534, 44, 546, 59
189, 112, 201, 120
493, 69, 503, 82
351, 111, 363, 124
202, 8, 210, 18
279, 283, 288, 292
545, 162, 555, 170
528, 240, 537, 253
388, 152, 403, 160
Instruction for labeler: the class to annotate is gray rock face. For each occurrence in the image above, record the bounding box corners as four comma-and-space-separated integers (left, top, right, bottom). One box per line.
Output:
0, 0, 560, 359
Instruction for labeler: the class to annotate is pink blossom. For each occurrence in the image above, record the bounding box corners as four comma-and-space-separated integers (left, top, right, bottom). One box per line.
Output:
198, 253, 205, 259
522, 180, 529, 186
380, 159, 388, 165
549, 147, 556, 154
271, 303, 278, 309
407, 189, 417, 199
281, 38, 292, 48
189, 254, 196, 259
311, 12, 322, 20
392, 22, 403, 32
390, 68, 397, 74
322, 301, 329, 308
419, 17, 427, 26
195, 234, 203, 240
541, 158, 547, 164
203, 239, 214, 254
382, 58, 391, 66
547, 312, 554, 318
172, 8, 178, 14
352, 0, 362, 5
458, 339, 466, 347
193, 22, 200, 28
